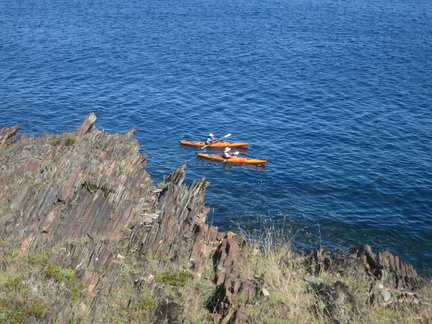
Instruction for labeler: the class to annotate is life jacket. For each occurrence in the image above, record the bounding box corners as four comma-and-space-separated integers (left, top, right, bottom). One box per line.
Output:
222, 151, 231, 158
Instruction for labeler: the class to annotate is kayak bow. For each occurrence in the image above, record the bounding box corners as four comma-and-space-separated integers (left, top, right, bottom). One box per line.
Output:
179, 140, 249, 148
196, 153, 267, 165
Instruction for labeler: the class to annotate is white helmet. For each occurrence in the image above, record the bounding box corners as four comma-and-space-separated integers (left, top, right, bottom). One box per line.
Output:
209, 133, 214, 137
224, 147, 231, 152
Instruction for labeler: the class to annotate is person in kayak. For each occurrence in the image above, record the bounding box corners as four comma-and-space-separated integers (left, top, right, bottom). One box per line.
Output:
206, 133, 215, 145
222, 147, 239, 159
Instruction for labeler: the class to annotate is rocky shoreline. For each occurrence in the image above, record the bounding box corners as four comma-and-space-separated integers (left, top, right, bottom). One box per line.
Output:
0, 113, 430, 323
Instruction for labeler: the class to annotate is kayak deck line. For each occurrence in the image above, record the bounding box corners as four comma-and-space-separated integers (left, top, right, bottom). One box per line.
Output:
179, 140, 249, 148
196, 153, 267, 165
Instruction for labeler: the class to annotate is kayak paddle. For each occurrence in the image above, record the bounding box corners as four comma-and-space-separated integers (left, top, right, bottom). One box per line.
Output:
201, 133, 232, 149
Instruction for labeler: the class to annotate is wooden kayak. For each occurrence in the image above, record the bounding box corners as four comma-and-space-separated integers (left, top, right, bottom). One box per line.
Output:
196, 153, 267, 165
179, 140, 249, 148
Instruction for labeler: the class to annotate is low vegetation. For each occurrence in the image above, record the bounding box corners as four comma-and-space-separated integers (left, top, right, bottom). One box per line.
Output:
0, 206, 430, 323
0, 251, 50, 323
1, 226, 431, 323
52, 137, 76, 146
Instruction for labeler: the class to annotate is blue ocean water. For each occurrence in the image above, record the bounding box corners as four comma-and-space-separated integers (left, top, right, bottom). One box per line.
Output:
1, 0, 431, 274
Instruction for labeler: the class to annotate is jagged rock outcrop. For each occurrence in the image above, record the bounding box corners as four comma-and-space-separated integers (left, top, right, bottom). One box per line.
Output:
0, 113, 430, 323
0, 113, 155, 253
306, 245, 430, 323
0, 124, 20, 148
0, 113, 266, 323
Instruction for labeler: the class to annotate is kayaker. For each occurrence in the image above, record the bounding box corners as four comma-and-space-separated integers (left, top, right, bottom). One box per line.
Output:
222, 147, 231, 158
222, 147, 239, 159
206, 133, 215, 145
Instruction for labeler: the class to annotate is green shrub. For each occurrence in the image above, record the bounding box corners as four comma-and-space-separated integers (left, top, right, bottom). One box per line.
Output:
64, 137, 75, 146
4, 275, 25, 291
27, 250, 49, 267
139, 296, 155, 309
52, 137, 75, 146
0, 297, 46, 322
44, 265, 76, 282
44, 265, 84, 302
155, 268, 193, 286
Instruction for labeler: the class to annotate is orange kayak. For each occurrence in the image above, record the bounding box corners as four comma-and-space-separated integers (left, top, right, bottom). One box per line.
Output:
196, 153, 267, 165
179, 140, 249, 148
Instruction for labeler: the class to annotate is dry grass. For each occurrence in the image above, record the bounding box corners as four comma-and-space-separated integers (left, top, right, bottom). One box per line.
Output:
231, 221, 318, 322
231, 219, 432, 324
1, 221, 430, 323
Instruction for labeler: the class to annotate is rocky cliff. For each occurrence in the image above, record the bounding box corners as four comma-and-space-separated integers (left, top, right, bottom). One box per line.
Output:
0, 114, 430, 323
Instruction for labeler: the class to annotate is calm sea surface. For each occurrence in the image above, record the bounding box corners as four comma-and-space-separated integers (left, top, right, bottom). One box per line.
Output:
1, 0, 431, 274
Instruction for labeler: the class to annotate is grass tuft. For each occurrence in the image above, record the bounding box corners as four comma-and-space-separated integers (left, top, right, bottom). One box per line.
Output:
155, 268, 194, 286
52, 137, 76, 146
